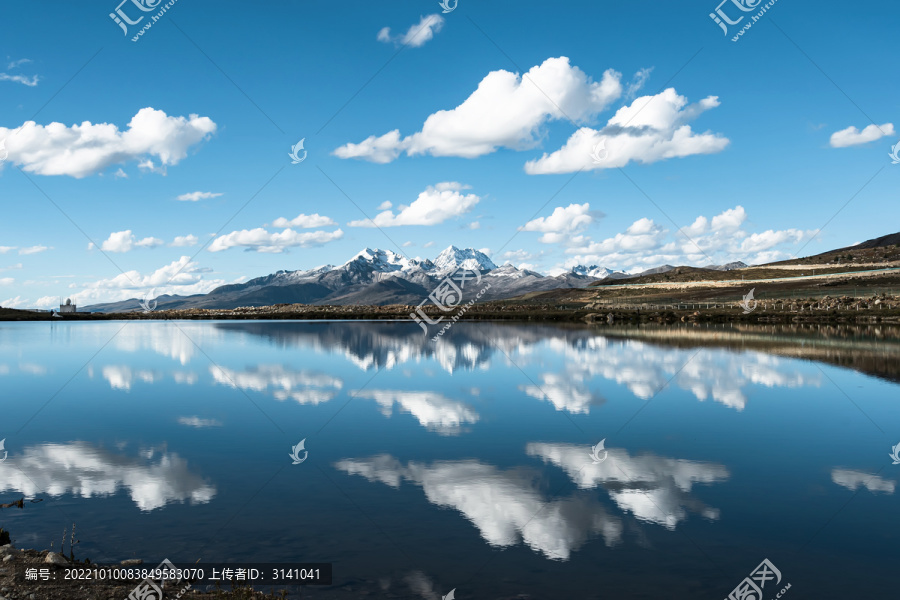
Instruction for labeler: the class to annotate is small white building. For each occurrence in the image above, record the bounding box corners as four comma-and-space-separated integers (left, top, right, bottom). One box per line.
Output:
59, 298, 77, 313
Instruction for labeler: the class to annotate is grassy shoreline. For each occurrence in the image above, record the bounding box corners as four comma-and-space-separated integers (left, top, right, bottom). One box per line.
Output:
4, 296, 900, 325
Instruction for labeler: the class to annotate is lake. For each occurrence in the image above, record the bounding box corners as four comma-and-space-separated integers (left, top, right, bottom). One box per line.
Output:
1, 320, 898, 599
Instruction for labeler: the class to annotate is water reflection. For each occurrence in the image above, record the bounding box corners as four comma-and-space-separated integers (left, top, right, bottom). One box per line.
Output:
215, 323, 827, 411
353, 390, 479, 435
0, 442, 216, 511
526, 442, 729, 529
335, 454, 623, 560
831, 468, 895, 494
210, 365, 343, 405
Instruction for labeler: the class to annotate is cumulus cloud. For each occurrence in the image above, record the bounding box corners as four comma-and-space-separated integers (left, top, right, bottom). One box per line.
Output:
271, 213, 337, 229
520, 203, 596, 244
562, 205, 817, 270
208, 227, 344, 253
829, 123, 895, 148
525, 89, 728, 174
0, 107, 216, 178
177, 191, 222, 202
348, 182, 479, 227
377, 14, 444, 48
171, 234, 199, 247
95, 230, 164, 253
0, 277, 14, 285
334, 57, 623, 163
66, 256, 229, 306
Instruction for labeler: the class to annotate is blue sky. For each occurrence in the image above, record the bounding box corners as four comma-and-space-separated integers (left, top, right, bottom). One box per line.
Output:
0, 0, 897, 308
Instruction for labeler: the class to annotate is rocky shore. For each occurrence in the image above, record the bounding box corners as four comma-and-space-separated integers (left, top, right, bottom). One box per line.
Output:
0, 538, 282, 600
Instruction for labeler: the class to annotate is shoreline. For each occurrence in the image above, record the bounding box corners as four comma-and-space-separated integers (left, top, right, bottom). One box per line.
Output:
4, 295, 900, 326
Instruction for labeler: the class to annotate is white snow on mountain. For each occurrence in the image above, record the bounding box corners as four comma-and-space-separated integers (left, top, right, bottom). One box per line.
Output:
432, 246, 498, 275
570, 265, 616, 279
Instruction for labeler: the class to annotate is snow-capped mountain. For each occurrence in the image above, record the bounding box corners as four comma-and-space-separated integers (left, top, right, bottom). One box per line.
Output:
85, 246, 605, 312
432, 246, 497, 275
570, 265, 626, 279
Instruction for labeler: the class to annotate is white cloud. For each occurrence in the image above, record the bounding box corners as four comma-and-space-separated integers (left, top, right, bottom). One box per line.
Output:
423, 241, 435, 248
1, 295, 27, 308
334, 57, 623, 163
97, 230, 163, 253
526, 89, 728, 174
0, 277, 14, 285
625, 67, 653, 99
67, 256, 228, 306
0, 73, 39, 86
467, 221, 480, 230
0, 247, 15, 254
7, 58, 32, 69
739, 229, 807, 254
377, 201, 393, 210
171, 234, 199, 247
562, 205, 816, 271
377, 14, 444, 48
18, 245, 50, 255
348, 182, 479, 227
177, 191, 222, 202
521, 203, 595, 244
271, 213, 337, 229
0, 107, 216, 178
829, 123, 895, 148
208, 227, 344, 253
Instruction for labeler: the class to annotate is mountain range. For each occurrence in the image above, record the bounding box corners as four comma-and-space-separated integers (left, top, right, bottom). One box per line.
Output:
86, 246, 632, 313
79, 230, 900, 313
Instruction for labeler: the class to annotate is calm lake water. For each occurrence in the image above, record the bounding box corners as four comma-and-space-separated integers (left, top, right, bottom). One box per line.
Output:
1, 320, 898, 599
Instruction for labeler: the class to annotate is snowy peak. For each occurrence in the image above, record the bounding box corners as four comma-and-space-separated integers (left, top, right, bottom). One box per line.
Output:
570, 264, 616, 279
432, 246, 497, 275
344, 248, 422, 274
